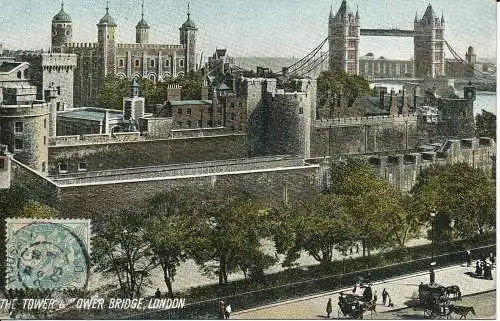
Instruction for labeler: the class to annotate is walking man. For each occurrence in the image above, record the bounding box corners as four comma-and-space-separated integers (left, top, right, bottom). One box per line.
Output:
373, 290, 378, 304
224, 303, 232, 319
382, 288, 388, 306
466, 250, 472, 267
326, 298, 332, 318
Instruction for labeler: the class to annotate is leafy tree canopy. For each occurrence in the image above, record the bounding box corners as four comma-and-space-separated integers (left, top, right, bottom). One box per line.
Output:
411, 163, 495, 240
475, 109, 496, 140
317, 70, 371, 108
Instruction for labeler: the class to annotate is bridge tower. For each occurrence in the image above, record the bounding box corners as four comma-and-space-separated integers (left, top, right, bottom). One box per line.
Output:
328, 0, 359, 75
414, 4, 445, 78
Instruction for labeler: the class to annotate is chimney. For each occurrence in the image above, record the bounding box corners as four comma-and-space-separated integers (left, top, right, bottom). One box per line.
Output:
390, 88, 398, 115
104, 110, 110, 134
402, 88, 409, 115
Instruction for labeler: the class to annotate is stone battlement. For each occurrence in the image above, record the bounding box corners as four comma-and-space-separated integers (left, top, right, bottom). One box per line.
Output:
65, 43, 98, 48
49, 132, 143, 146
41, 53, 77, 66
116, 43, 183, 50
314, 114, 418, 127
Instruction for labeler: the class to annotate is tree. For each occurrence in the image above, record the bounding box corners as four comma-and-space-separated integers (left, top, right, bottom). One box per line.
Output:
475, 109, 496, 140
96, 75, 129, 110
144, 189, 201, 297
272, 194, 355, 265
179, 71, 203, 100
411, 163, 495, 240
191, 193, 275, 285
92, 210, 157, 297
329, 158, 410, 255
317, 70, 371, 108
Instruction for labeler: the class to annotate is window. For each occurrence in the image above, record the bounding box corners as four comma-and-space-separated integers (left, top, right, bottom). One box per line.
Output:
44, 118, 47, 129
165, 60, 170, 67
179, 59, 184, 67
56, 102, 61, 111
41, 161, 46, 172
43, 136, 46, 145
186, 108, 191, 116
17, 71, 22, 79
231, 102, 235, 108
135, 59, 140, 67
119, 59, 124, 67
0, 158, 4, 170
197, 120, 202, 127
187, 120, 192, 128
58, 163, 68, 173
177, 108, 182, 115
57, 87, 61, 95
14, 139, 23, 150
298, 107, 304, 114
150, 59, 155, 67
78, 162, 87, 171
14, 122, 23, 133
217, 120, 222, 127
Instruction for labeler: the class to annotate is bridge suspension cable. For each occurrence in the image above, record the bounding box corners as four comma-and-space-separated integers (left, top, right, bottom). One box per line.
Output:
280, 36, 328, 75
444, 40, 489, 76
296, 52, 328, 78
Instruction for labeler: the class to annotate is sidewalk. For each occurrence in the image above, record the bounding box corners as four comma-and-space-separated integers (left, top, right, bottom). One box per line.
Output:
233, 263, 496, 319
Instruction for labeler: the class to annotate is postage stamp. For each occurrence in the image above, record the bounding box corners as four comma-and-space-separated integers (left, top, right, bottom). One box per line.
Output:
5, 219, 91, 290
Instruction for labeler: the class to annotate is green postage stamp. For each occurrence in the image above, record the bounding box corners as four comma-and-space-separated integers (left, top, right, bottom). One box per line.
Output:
5, 219, 91, 290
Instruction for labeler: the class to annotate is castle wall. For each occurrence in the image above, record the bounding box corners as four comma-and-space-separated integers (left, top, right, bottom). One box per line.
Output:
52, 163, 320, 218
47, 134, 248, 176
41, 53, 77, 110
310, 115, 420, 157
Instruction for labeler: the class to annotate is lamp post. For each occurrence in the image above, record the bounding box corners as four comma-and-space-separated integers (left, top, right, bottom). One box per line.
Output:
429, 212, 436, 284
430, 212, 436, 261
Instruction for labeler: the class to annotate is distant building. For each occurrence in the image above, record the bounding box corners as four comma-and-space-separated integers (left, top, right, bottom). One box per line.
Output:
359, 53, 414, 78
50, 2, 198, 107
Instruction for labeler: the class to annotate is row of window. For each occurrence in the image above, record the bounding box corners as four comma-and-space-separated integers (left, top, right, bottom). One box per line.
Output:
14, 118, 48, 133
118, 58, 184, 68
59, 162, 87, 173
177, 120, 223, 128
13, 136, 47, 151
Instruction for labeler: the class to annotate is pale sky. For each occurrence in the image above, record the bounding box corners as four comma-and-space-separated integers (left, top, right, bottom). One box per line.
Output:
1, 0, 496, 61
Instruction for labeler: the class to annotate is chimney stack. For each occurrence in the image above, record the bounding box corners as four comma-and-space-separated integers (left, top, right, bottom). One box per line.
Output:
390, 88, 398, 115
402, 88, 409, 115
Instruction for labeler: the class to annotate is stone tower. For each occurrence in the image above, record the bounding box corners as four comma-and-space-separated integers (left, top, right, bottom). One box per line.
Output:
328, 0, 360, 74
51, 1, 72, 53
414, 4, 445, 78
465, 46, 476, 65
0, 86, 49, 173
97, 3, 118, 78
179, 4, 198, 74
136, 1, 150, 44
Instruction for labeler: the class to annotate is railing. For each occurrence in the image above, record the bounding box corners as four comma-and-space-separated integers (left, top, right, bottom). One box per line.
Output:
122, 241, 494, 319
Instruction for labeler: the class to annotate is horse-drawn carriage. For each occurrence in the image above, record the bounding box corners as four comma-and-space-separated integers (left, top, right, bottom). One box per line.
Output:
418, 283, 461, 319
337, 290, 376, 319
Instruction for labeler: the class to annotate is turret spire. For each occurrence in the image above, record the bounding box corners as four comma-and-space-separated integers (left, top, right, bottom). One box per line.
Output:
355, 5, 359, 20
187, 1, 190, 18
441, 11, 445, 24
329, 4, 333, 19
61, 0, 64, 10
415, 11, 418, 22
141, 0, 144, 19
106, 0, 109, 14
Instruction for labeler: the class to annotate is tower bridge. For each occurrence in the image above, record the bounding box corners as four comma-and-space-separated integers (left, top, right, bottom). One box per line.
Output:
359, 29, 415, 37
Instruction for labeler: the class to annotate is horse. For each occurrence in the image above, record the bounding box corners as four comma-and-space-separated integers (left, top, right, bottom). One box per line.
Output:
445, 285, 462, 300
448, 305, 476, 319
361, 301, 377, 317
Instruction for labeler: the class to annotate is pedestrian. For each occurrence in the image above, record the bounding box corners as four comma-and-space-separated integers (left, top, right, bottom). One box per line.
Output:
356, 243, 359, 254
352, 283, 357, 294
367, 271, 371, 283
224, 303, 232, 319
489, 252, 496, 267
373, 290, 378, 304
218, 301, 225, 319
350, 247, 353, 255
466, 250, 472, 267
382, 288, 388, 306
326, 298, 332, 318
429, 268, 435, 284
388, 295, 394, 307
155, 288, 161, 298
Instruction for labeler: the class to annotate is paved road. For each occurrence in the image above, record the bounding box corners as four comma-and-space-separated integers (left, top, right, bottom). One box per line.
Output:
233, 264, 496, 319
377, 291, 496, 319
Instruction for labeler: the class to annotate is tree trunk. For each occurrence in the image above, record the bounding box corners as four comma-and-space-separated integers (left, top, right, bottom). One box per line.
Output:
219, 251, 226, 285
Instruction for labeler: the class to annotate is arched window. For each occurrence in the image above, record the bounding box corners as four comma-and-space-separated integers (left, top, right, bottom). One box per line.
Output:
179, 59, 184, 67
135, 59, 140, 67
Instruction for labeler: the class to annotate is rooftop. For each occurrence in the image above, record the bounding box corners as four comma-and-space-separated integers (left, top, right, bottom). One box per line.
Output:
0, 62, 23, 72
58, 108, 123, 122
169, 100, 211, 106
